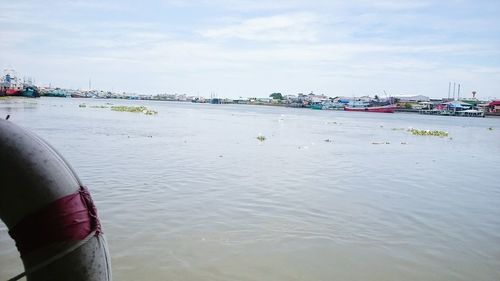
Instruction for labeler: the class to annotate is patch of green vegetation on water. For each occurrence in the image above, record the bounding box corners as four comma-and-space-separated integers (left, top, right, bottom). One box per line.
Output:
408, 128, 448, 137
256, 134, 266, 142
111, 106, 157, 115
79, 104, 157, 115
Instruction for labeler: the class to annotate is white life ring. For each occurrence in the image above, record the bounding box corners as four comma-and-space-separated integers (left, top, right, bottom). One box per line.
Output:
0, 119, 112, 281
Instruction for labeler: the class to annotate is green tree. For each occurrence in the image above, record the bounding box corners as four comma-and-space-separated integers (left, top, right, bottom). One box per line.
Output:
270, 93, 283, 100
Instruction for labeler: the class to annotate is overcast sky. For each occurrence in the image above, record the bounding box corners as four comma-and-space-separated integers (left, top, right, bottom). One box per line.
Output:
1, 0, 499, 98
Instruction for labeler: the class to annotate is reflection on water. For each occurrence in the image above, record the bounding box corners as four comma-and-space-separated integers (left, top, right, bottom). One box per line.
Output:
1, 97, 500, 280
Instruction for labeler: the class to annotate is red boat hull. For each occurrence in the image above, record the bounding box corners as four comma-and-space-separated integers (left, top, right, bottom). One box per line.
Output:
5, 89, 22, 96
344, 105, 397, 113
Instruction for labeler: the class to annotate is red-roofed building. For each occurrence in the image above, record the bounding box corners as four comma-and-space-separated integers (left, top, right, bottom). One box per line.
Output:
489, 100, 500, 113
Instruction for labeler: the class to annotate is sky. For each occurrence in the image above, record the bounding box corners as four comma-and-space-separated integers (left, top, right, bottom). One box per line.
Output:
1, 0, 499, 99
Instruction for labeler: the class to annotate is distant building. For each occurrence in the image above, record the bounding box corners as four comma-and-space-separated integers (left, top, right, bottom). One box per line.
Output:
461, 97, 479, 106
233, 98, 247, 104
358, 96, 371, 102
308, 94, 328, 103
489, 100, 500, 112
332, 96, 351, 103
395, 95, 430, 102
297, 93, 307, 102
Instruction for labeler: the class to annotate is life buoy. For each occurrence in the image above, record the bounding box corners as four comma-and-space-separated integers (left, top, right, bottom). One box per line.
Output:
0, 119, 112, 281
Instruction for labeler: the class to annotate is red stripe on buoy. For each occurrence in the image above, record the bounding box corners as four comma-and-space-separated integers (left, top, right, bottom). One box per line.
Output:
8, 186, 102, 257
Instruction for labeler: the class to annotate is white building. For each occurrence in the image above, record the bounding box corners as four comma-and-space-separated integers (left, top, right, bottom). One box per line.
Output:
395, 94, 430, 102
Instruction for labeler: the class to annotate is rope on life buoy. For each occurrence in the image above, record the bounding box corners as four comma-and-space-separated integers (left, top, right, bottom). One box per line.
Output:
7, 186, 107, 281
8, 231, 99, 281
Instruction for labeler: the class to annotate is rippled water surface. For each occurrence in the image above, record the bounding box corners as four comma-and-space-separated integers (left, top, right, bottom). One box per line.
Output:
1, 97, 500, 280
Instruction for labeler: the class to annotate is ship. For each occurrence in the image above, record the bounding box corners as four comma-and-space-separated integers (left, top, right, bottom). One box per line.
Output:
21, 86, 40, 98
1, 69, 23, 96
70, 92, 92, 98
1, 69, 40, 98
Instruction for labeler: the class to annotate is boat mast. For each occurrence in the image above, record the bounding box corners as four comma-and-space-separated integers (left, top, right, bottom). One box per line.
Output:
448, 82, 451, 100
457, 84, 461, 100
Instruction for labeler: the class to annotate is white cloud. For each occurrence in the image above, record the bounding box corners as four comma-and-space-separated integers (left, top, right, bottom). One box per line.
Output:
161, 0, 431, 13
201, 13, 322, 42
359, 0, 430, 10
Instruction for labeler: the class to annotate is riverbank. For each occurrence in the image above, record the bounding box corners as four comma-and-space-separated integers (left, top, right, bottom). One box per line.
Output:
3, 96, 500, 119
1, 98, 499, 281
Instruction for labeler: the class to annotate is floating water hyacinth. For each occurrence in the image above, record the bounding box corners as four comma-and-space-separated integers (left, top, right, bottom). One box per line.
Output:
111, 106, 157, 115
256, 134, 266, 142
89, 105, 108, 108
79, 103, 86, 108
408, 128, 448, 137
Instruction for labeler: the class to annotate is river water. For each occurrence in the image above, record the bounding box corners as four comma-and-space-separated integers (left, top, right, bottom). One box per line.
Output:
1, 97, 499, 280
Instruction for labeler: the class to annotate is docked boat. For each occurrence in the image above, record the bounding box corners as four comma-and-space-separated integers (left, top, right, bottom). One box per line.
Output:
310, 102, 323, 110
1, 70, 23, 96
42, 88, 68, 97
344, 104, 397, 113
71, 92, 92, 98
322, 101, 346, 110
3, 88, 23, 96
21, 86, 40, 98
1, 69, 40, 98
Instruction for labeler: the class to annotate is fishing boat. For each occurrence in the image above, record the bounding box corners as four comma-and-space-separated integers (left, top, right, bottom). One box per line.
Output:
70, 92, 91, 98
344, 104, 397, 113
1, 70, 23, 96
42, 88, 68, 97
3, 88, 23, 96
21, 86, 40, 98
310, 102, 323, 110
1, 69, 40, 98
